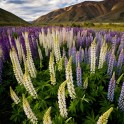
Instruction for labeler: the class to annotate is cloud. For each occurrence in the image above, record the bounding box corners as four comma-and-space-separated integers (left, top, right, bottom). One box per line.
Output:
0, 0, 102, 21
5, 0, 28, 4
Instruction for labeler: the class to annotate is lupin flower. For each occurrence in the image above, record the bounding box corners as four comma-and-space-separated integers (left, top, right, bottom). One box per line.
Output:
84, 47, 88, 63
117, 49, 124, 74
118, 34, 124, 54
68, 48, 71, 57
23, 61, 38, 99
36, 41, 43, 68
21, 44, 26, 67
58, 57, 64, 71
45, 47, 49, 56
10, 47, 24, 85
76, 62, 82, 86
49, 52, 56, 85
66, 57, 76, 99
10, 86, 20, 104
58, 80, 68, 118
71, 47, 76, 63
76, 51, 80, 67
118, 82, 124, 111
37, 41, 43, 61
0, 46, 3, 83
23, 95, 38, 124
23, 32, 37, 78
90, 38, 96, 73
62, 47, 66, 57
15, 38, 22, 63
97, 107, 113, 124
64, 56, 68, 69
107, 72, 116, 102
82, 48, 84, 62
83, 77, 88, 89
43, 107, 52, 124
53, 33, 61, 63
79, 46, 83, 62
98, 41, 107, 69
88, 47, 91, 64
107, 52, 115, 76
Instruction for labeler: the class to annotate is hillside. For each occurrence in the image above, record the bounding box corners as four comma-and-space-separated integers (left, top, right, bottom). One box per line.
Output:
0, 8, 29, 26
33, 0, 123, 24
94, 0, 124, 22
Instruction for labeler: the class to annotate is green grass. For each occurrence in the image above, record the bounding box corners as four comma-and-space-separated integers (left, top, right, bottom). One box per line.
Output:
36, 22, 124, 31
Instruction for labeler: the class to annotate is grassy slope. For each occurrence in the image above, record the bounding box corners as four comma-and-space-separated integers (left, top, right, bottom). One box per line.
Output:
0, 8, 29, 26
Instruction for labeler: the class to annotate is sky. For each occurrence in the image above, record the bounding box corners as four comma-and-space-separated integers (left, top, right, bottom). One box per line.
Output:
0, 0, 102, 21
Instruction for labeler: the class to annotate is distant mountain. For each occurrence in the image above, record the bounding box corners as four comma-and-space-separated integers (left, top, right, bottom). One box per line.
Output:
33, 0, 124, 24
0, 8, 29, 26
93, 0, 124, 22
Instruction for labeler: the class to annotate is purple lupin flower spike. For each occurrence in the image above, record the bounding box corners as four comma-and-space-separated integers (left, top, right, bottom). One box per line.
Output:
84, 47, 88, 63
71, 47, 76, 63
107, 72, 116, 102
76, 62, 82, 86
79, 46, 83, 63
106, 50, 111, 65
76, 51, 80, 67
88, 47, 91, 64
0, 57, 3, 83
0, 45, 3, 83
68, 48, 71, 57
62, 47, 66, 57
64, 56, 68, 69
118, 82, 124, 111
117, 49, 124, 74
118, 34, 124, 54
107, 52, 115, 76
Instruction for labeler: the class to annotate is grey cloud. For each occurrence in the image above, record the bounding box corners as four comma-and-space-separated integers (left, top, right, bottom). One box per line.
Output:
5, 0, 27, 4
19, 6, 51, 14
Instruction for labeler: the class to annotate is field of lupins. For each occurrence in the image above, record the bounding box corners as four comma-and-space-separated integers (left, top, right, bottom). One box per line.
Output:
0, 27, 124, 124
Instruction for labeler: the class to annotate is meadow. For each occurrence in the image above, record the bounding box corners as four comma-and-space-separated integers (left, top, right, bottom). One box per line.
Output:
0, 26, 124, 124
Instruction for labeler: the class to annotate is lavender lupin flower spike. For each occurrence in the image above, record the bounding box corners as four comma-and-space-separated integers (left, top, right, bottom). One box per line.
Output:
107, 72, 116, 102
76, 62, 82, 86
118, 82, 124, 111
107, 52, 115, 76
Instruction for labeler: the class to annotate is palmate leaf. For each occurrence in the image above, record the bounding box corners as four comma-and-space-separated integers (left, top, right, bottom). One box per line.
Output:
52, 115, 64, 124
37, 98, 48, 109
15, 85, 26, 94
10, 105, 24, 123
99, 99, 114, 114
84, 110, 99, 124
36, 80, 51, 91
68, 99, 79, 113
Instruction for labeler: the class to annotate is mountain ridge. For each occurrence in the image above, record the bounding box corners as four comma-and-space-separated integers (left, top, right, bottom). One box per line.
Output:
33, 0, 124, 24
0, 8, 29, 26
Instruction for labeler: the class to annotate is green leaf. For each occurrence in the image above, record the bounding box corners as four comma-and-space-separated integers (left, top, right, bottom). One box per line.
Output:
68, 100, 79, 113
65, 117, 72, 123
116, 73, 124, 84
